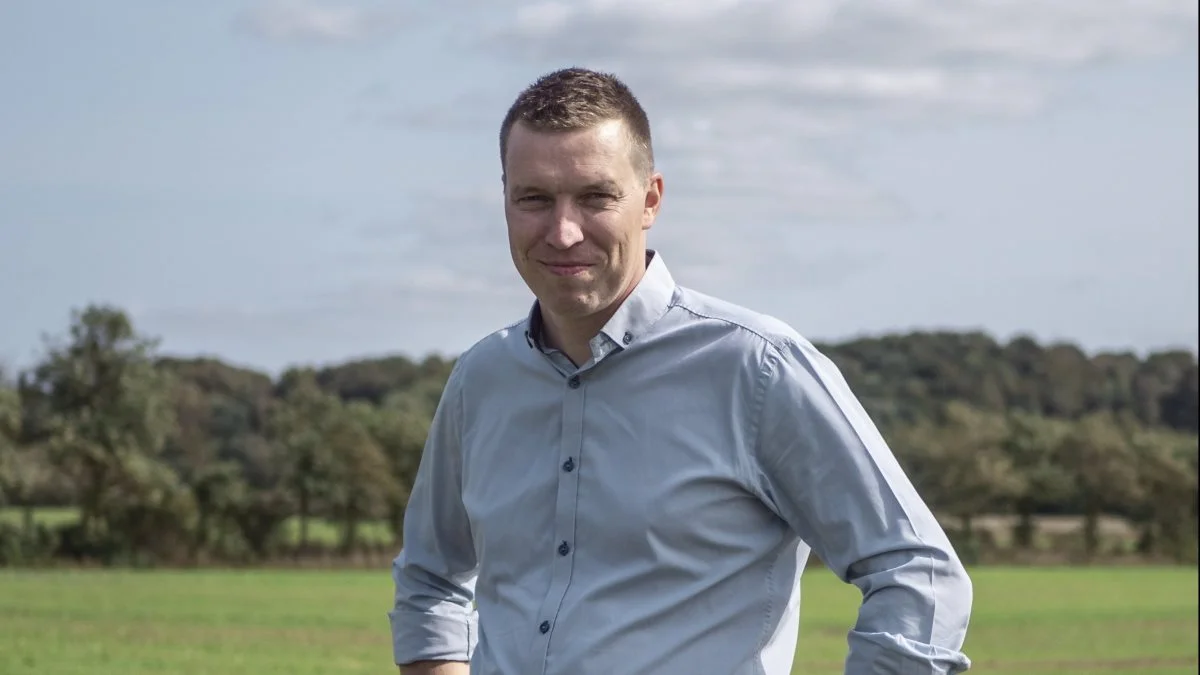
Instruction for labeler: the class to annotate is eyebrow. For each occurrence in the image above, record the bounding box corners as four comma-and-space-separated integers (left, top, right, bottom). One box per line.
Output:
581, 180, 622, 194
509, 180, 622, 196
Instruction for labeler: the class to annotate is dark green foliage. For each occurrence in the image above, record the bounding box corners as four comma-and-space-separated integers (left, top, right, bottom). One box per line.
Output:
0, 305, 1196, 566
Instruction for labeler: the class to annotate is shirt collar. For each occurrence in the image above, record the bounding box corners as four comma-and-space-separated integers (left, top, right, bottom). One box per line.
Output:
524, 249, 677, 352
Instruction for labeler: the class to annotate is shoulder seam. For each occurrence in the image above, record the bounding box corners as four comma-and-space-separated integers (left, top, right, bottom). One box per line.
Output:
670, 299, 791, 356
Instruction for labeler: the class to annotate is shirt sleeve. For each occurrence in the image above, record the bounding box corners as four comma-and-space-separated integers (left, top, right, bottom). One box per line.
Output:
749, 338, 973, 674
388, 359, 479, 666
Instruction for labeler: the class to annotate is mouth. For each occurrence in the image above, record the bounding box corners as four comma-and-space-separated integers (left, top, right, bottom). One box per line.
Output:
541, 261, 593, 277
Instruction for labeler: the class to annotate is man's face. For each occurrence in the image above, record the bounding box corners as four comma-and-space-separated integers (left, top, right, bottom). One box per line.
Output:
503, 119, 663, 324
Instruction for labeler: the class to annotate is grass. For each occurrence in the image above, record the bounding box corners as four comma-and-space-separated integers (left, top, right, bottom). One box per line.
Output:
0, 566, 1195, 674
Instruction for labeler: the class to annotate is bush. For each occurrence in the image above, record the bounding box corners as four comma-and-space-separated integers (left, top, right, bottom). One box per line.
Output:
53, 522, 123, 564
0, 521, 58, 566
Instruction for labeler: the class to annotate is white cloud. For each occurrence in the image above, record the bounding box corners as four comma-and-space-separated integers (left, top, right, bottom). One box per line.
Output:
235, 0, 404, 44
306, 0, 1197, 355
498, 0, 1197, 67
490, 0, 1196, 114
429, 0, 1196, 231
388, 0, 1193, 145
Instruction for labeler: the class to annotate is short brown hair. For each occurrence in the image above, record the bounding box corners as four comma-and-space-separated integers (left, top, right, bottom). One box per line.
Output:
499, 67, 654, 177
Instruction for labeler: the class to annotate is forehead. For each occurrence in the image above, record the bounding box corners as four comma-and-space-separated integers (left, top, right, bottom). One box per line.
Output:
504, 119, 636, 188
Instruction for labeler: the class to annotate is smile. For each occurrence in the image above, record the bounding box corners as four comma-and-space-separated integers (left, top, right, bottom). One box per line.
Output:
542, 262, 593, 276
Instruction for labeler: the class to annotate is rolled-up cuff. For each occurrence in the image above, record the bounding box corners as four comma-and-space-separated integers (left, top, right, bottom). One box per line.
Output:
389, 609, 478, 665
846, 630, 972, 674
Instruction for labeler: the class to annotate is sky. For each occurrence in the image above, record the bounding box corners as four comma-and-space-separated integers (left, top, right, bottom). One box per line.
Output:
1, 0, 1197, 375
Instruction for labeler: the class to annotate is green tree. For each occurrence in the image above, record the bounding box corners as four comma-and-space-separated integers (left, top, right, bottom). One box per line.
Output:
188, 461, 246, 559
0, 372, 20, 480
102, 451, 196, 564
1130, 428, 1198, 562
1003, 412, 1073, 549
0, 374, 28, 526
265, 369, 335, 553
894, 402, 1024, 557
1055, 412, 1143, 558
323, 403, 395, 553
0, 444, 55, 537
226, 433, 291, 559
21, 306, 177, 545
348, 396, 428, 545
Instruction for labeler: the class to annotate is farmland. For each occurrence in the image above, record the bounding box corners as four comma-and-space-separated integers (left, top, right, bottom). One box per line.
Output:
2, 311, 1197, 674
0, 566, 1195, 675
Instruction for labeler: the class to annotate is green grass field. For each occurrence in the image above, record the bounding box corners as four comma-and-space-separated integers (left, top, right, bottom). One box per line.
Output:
0, 566, 1195, 674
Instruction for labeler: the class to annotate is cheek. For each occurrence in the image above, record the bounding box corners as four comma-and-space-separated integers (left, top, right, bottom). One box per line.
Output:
584, 213, 626, 242
505, 214, 539, 249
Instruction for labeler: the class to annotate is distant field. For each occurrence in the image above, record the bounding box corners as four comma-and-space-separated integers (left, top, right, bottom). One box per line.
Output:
0, 566, 1195, 674
0, 507, 395, 548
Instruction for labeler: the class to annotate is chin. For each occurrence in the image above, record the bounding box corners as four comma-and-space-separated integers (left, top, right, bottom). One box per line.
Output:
544, 299, 595, 319
537, 290, 597, 318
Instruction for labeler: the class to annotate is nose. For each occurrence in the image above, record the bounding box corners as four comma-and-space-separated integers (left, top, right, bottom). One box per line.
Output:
544, 201, 585, 250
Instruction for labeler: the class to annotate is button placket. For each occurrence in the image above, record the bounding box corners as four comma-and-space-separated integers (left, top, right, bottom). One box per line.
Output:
533, 369, 586, 669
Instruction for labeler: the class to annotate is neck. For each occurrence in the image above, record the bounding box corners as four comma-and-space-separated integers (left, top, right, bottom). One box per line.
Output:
541, 265, 646, 367
541, 307, 614, 367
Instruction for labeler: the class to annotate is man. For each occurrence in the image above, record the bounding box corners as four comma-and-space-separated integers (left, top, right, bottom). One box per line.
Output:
389, 67, 973, 675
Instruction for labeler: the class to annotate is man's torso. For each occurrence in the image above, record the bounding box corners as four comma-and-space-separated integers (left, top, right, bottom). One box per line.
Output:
454, 283, 812, 675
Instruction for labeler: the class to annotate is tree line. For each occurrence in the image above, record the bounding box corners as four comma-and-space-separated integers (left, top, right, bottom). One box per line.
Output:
0, 304, 1196, 567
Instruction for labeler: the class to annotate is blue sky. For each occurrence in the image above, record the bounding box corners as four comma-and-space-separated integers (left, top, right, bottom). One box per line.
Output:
1, 1, 1197, 374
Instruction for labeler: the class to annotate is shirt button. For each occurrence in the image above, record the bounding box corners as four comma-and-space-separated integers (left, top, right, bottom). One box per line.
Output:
567, 376, 580, 389
622, 331, 633, 345
558, 541, 571, 556
539, 620, 551, 634
562, 457, 575, 472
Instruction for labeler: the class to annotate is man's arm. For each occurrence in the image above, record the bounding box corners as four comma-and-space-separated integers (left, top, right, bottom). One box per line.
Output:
750, 338, 972, 674
389, 360, 478, 670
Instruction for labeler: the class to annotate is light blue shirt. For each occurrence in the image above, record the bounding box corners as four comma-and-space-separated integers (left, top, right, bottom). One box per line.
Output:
389, 251, 973, 674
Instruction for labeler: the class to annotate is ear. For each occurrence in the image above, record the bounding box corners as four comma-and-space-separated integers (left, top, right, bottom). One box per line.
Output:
642, 173, 664, 231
